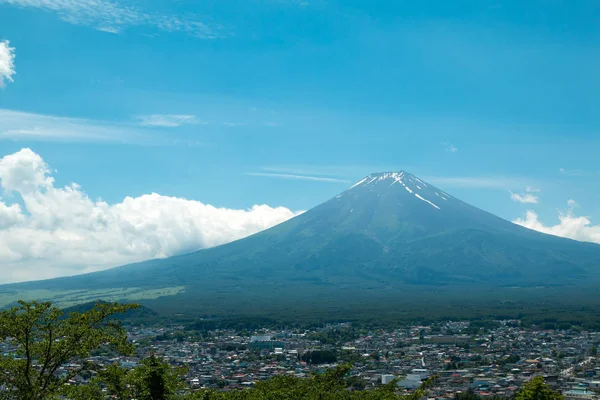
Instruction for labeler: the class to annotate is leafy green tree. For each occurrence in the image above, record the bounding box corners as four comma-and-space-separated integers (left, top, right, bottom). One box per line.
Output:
97, 362, 131, 400
515, 376, 563, 400
345, 375, 367, 390
70, 355, 188, 400
0, 300, 137, 400
455, 388, 479, 400
300, 350, 337, 365
129, 354, 188, 400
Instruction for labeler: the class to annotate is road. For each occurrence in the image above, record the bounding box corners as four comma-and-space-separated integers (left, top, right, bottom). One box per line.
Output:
560, 356, 595, 377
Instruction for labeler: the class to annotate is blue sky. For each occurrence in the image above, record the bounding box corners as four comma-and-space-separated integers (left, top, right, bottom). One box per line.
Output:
1, 0, 600, 282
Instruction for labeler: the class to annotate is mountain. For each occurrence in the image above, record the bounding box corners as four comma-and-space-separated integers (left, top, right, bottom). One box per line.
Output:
4, 171, 600, 317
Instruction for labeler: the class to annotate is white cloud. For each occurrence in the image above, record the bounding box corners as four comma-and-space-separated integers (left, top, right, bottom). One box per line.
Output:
245, 172, 350, 183
510, 192, 538, 204
0, 40, 16, 88
137, 114, 198, 128
0, 0, 220, 38
510, 187, 539, 204
0, 148, 300, 284
442, 141, 458, 153
514, 200, 600, 245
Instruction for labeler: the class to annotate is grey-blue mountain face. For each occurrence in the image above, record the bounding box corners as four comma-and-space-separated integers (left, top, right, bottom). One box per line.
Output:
6, 172, 600, 298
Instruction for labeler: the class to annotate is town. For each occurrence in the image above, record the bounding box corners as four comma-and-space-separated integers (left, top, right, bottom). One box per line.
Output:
4, 319, 597, 399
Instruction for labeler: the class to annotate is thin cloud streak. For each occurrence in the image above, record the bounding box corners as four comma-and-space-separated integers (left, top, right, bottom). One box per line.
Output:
137, 114, 199, 128
0, 0, 221, 38
424, 175, 529, 189
258, 167, 532, 190
245, 172, 351, 183
559, 168, 600, 178
260, 167, 339, 177
0, 108, 145, 143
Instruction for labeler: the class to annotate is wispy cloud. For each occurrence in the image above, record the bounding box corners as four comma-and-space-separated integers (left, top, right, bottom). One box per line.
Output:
510, 186, 540, 204
424, 175, 529, 189
0, 108, 248, 145
258, 165, 407, 179
0, 0, 221, 38
136, 115, 249, 128
137, 114, 199, 128
0, 40, 15, 88
245, 172, 350, 183
559, 167, 600, 178
258, 167, 533, 191
442, 141, 458, 153
0, 108, 145, 143
259, 167, 338, 177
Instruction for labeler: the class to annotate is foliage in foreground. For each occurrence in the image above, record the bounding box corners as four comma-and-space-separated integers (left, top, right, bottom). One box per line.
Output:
67, 354, 188, 400
515, 376, 563, 400
0, 300, 137, 400
183, 364, 434, 400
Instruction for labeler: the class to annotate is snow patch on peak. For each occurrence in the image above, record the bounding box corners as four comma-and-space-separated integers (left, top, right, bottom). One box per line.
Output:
348, 171, 438, 199
415, 193, 440, 210
414, 178, 427, 187
372, 172, 407, 186
350, 177, 368, 189
351, 171, 407, 189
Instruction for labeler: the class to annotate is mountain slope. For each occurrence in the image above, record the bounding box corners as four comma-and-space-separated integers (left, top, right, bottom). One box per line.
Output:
8, 171, 600, 296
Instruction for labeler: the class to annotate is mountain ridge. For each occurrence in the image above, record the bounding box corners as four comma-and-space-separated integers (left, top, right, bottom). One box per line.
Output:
5, 170, 600, 297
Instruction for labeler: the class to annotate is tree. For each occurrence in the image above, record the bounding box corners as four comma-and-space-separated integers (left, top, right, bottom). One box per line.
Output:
69, 355, 188, 400
515, 376, 563, 400
300, 350, 337, 365
0, 300, 137, 400
129, 354, 188, 400
455, 387, 481, 400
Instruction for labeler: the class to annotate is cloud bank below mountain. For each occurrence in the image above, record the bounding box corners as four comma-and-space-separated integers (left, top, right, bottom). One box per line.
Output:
0, 148, 301, 283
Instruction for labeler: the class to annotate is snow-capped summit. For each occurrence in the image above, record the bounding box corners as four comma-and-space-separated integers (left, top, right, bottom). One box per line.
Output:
344, 171, 451, 211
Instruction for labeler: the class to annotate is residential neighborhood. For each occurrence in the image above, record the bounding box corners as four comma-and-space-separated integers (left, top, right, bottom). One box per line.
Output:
4, 319, 597, 398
